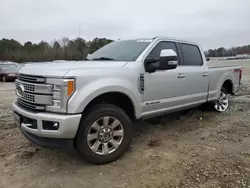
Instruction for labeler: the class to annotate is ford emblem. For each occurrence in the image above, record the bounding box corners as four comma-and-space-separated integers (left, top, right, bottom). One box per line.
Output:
16, 84, 25, 98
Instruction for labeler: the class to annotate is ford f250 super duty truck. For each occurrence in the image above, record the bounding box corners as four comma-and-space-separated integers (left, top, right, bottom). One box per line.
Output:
13, 37, 242, 164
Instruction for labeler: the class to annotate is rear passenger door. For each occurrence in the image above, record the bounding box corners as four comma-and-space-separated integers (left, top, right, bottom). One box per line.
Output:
177, 43, 209, 105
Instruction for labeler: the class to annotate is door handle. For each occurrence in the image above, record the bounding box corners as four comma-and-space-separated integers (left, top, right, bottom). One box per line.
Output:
202, 72, 209, 77
178, 73, 186, 78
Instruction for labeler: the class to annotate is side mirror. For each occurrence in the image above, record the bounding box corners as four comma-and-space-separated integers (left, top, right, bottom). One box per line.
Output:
159, 49, 178, 70
144, 58, 158, 73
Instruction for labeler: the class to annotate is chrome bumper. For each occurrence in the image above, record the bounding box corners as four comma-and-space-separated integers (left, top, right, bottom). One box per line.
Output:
12, 100, 81, 139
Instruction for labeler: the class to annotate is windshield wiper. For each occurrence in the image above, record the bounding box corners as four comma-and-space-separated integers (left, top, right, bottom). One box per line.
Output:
93, 57, 115, 60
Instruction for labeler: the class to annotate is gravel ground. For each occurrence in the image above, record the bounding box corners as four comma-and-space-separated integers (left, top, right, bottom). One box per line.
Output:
0, 60, 250, 188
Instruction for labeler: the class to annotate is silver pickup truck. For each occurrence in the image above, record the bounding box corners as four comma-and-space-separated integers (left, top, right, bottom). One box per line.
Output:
13, 37, 242, 164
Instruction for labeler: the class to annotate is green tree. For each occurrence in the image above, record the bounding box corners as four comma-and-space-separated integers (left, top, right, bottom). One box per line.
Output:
52, 41, 62, 60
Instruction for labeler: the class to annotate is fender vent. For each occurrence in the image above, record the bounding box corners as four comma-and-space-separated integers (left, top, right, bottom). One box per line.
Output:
139, 74, 144, 93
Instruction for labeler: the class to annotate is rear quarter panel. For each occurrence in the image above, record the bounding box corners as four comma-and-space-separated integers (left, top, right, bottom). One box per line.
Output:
208, 66, 241, 101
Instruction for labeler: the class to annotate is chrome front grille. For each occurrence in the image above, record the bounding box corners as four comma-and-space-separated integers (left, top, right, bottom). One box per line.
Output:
19, 74, 45, 83
17, 99, 45, 110
23, 93, 35, 103
15, 81, 35, 92
16, 74, 53, 111
16, 79, 52, 94
23, 83, 35, 92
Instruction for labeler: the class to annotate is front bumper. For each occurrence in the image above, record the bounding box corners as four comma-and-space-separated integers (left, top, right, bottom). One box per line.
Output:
12, 100, 82, 139
20, 127, 74, 149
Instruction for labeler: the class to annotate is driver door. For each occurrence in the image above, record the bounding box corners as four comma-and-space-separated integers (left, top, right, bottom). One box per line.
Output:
142, 41, 186, 117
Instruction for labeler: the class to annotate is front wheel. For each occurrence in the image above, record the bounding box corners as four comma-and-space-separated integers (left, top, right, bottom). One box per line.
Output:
76, 104, 133, 164
213, 88, 229, 112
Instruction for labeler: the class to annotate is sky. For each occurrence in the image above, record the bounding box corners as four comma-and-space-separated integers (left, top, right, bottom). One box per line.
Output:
1, 0, 250, 50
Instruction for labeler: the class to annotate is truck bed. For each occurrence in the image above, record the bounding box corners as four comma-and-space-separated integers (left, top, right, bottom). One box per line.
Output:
208, 62, 241, 69
209, 65, 240, 69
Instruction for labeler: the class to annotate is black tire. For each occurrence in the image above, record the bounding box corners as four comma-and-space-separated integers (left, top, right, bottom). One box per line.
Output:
76, 104, 133, 165
220, 87, 227, 96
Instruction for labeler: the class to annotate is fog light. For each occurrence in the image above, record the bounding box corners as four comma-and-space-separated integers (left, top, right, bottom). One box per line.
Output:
53, 122, 59, 129
42, 121, 59, 130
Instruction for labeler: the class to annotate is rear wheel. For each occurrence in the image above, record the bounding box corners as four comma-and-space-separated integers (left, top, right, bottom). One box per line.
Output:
76, 104, 133, 164
213, 88, 229, 112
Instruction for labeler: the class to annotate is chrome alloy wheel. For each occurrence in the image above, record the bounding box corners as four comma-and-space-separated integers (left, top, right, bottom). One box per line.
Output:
87, 116, 124, 155
214, 90, 229, 112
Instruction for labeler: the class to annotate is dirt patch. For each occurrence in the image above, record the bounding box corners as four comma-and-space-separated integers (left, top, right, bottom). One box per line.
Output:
0, 60, 250, 188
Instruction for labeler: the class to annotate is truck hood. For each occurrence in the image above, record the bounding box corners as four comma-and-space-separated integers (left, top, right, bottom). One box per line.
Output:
19, 61, 128, 77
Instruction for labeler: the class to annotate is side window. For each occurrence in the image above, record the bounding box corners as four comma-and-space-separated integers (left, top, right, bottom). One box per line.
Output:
180, 43, 203, 66
146, 41, 178, 60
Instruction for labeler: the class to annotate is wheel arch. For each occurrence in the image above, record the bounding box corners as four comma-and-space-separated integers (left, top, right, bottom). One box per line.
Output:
215, 74, 234, 98
81, 91, 136, 120
221, 79, 233, 94
68, 78, 142, 119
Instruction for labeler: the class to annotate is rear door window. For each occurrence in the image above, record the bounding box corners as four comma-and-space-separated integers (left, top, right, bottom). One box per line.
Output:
180, 43, 203, 66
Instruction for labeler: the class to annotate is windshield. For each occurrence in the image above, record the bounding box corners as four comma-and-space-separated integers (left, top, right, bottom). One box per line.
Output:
88, 39, 151, 61
1, 65, 18, 71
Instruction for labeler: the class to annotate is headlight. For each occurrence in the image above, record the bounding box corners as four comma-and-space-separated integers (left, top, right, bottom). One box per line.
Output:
45, 78, 75, 113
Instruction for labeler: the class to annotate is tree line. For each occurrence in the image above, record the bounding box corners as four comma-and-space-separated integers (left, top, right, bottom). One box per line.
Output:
207, 45, 250, 57
0, 37, 249, 62
0, 37, 113, 63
